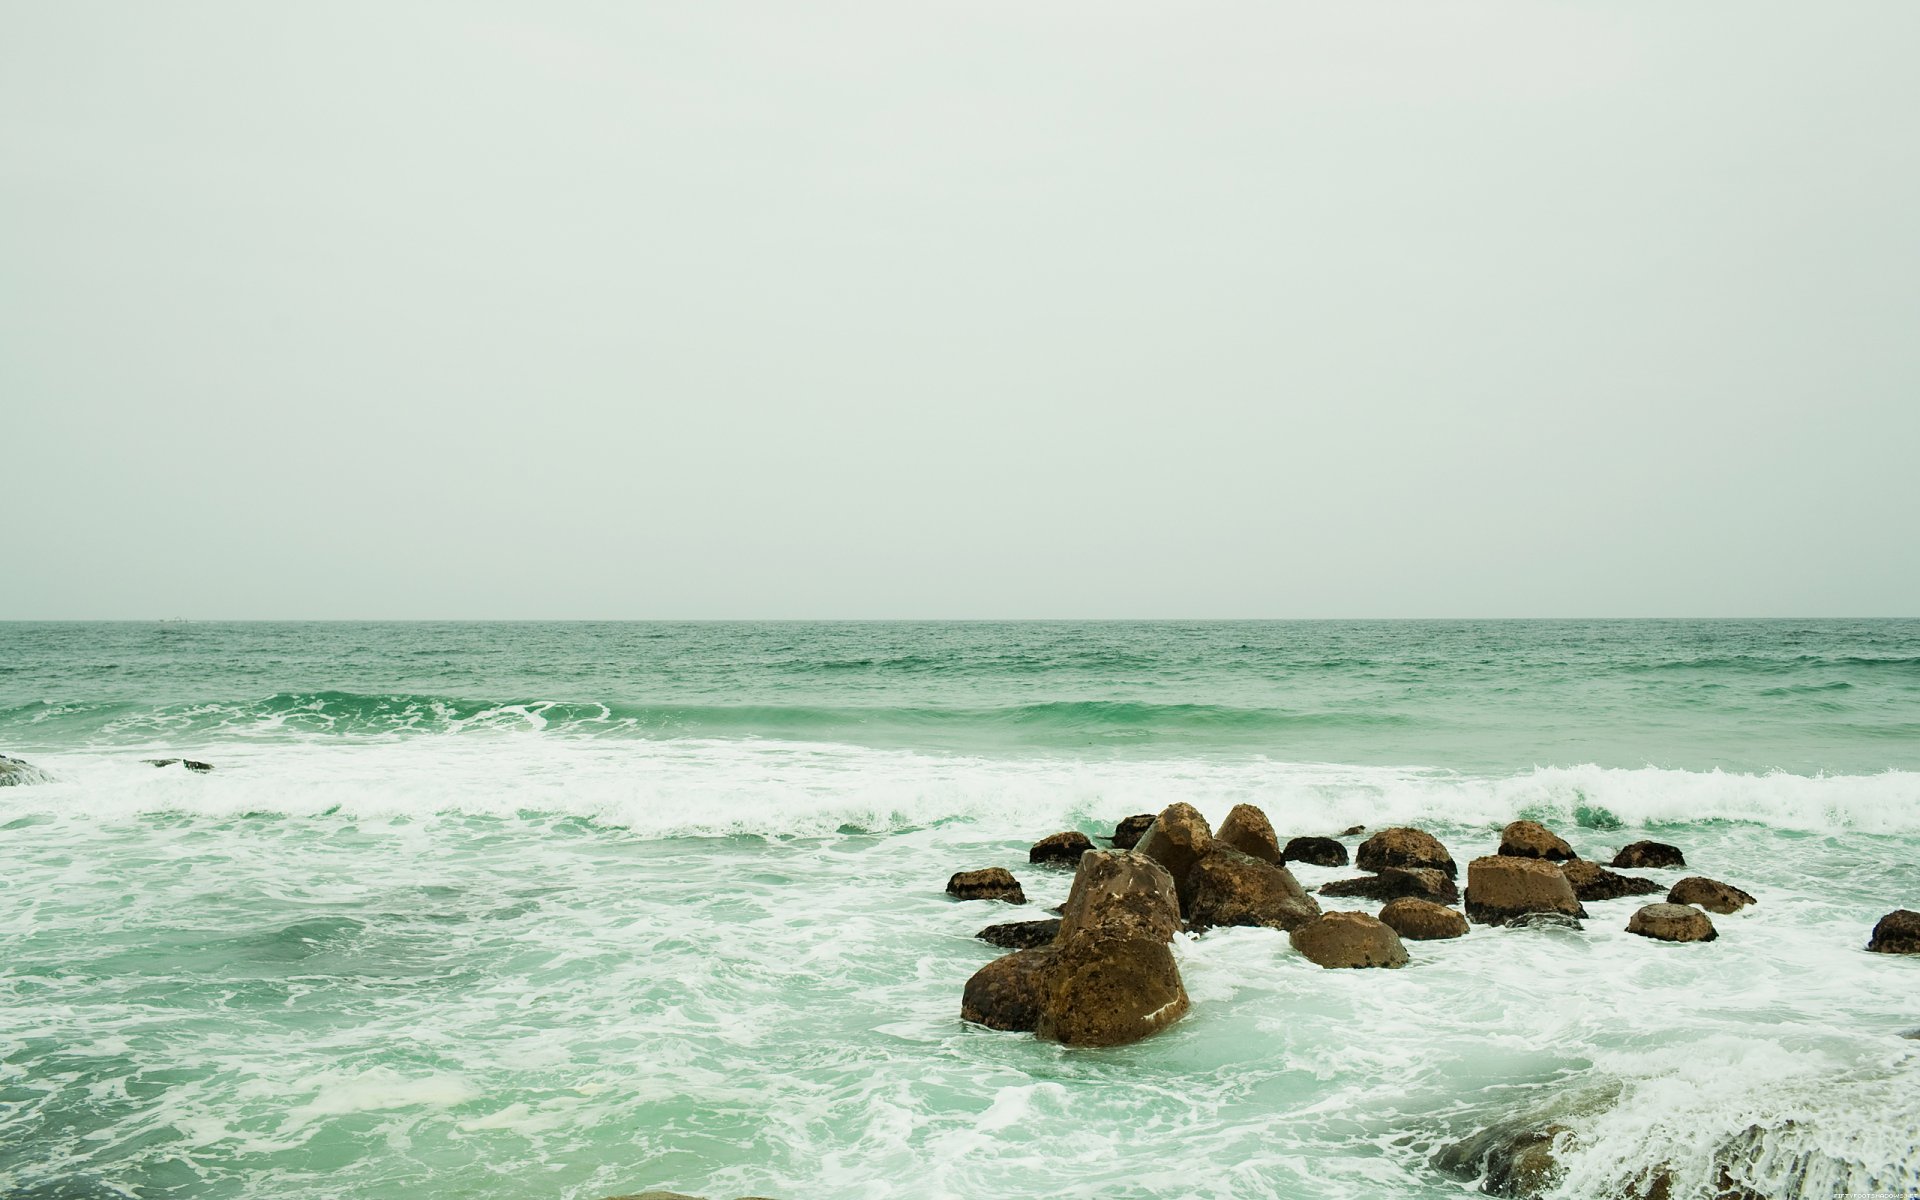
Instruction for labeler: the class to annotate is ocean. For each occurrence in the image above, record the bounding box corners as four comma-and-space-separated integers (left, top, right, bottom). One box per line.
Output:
2, 619, 1917, 1199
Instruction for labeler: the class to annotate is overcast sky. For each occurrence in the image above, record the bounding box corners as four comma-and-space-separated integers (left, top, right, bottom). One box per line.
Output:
4, 3, 1916, 619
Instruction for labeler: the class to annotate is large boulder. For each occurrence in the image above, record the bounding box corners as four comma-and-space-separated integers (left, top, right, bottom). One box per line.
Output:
1282, 835, 1349, 867
947, 868, 1026, 904
1379, 897, 1469, 940
1215, 803, 1282, 863
1464, 856, 1585, 926
1627, 903, 1718, 943
1560, 859, 1663, 902
1666, 876, 1755, 915
1866, 909, 1920, 954
1357, 827, 1456, 878
0, 754, 51, 786
1034, 930, 1189, 1047
976, 919, 1060, 950
1184, 847, 1320, 934
1319, 866, 1458, 905
1109, 814, 1156, 850
1288, 910, 1409, 968
1612, 840, 1686, 869
1056, 850, 1181, 944
961, 945, 1055, 1031
1498, 820, 1576, 861
1028, 831, 1094, 866
1134, 803, 1214, 914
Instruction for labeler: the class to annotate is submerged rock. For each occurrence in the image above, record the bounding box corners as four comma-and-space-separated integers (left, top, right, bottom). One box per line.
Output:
1506, 911, 1584, 932
1379, 897, 1468, 940
947, 868, 1026, 904
976, 919, 1060, 950
1056, 850, 1182, 944
1498, 820, 1576, 862
1319, 866, 1458, 905
1215, 803, 1282, 863
1866, 909, 1920, 954
1035, 930, 1189, 1047
0, 754, 51, 786
1666, 876, 1755, 915
1028, 831, 1094, 866
1281, 835, 1349, 867
1134, 803, 1214, 914
961, 945, 1056, 1032
1184, 847, 1320, 934
1109, 814, 1156, 850
1560, 859, 1663, 902
144, 757, 214, 773
1340, 824, 1366, 837
1288, 910, 1409, 968
1627, 903, 1718, 943
1464, 856, 1585, 926
1356, 827, 1456, 878
1433, 1122, 1572, 1198
1612, 840, 1686, 869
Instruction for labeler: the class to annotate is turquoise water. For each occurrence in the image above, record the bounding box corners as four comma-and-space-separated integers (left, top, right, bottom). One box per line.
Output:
3, 621, 1918, 1198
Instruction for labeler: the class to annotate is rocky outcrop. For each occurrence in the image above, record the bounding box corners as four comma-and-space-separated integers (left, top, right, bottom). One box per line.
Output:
1627, 903, 1718, 942
1560, 859, 1663, 902
1282, 835, 1349, 867
1056, 850, 1181, 944
1666, 876, 1755, 915
1109, 814, 1156, 850
1215, 803, 1282, 863
1433, 1122, 1571, 1198
1866, 909, 1920, 954
0, 754, 51, 786
1464, 856, 1585, 926
1379, 897, 1468, 940
947, 868, 1026, 904
1612, 840, 1686, 869
961, 945, 1055, 1031
976, 919, 1060, 950
1498, 820, 1576, 861
1356, 827, 1456, 878
1289, 910, 1409, 968
1034, 930, 1190, 1047
1319, 866, 1458, 905
144, 758, 214, 773
1184, 847, 1320, 934
1028, 831, 1094, 865
1134, 803, 1214, 914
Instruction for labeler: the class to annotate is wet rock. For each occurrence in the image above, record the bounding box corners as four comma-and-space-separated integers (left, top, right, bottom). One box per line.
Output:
1866, 909, 1920, 954
144, 757, 214, 773
1379, 897, 1468, 940
1498, 820, 1576, 861
1560, 859, 1664, 902
1282, 835, 1349, 867
1612, 840, 1686, 869
1215, 803, 1282, 863
1134, 803, 1214, 914
1034, 929, 1189, 1047
1109, 814, 1156, 850
961, 944, 1056, 1031
1356, 827, 1456, 878
1666, 876, 1755, 915
1433, 1122, 1571, 1198
0, 754, 51, 786
1056, 850, 1181, 944
1464, 856, 1585, 926
1506, 911, 1584, 932
1184, 847, 1320, 934
1627, 903, 1718, 943
1288, 910, 1409, 968
975, 919, 1060, 950
1340, 824, 1366, 837
1319, 866, 1458, 905
947, 868, 1026, 904
1028, 831, 1094, 866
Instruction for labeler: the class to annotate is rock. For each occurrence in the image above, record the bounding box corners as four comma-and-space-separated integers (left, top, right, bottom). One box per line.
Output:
1319, 866, 1458, 905
1034, 930, 1190, 1047
1612, 840, 1686, 869
605, 1193, 709, 1200
1464, 856, 1585, 926
1866, 909, 1920, 954
1356, 827, 1456, 878
961, 945, 1056, 1031
1028, 831, 1094, 866
1340, 824, 1366, 836
1215, 803, 1282, 863
1184, 847, 1320, 934
1288, 910, 1409, 968
1560, 859, 1664, 902
1433, 1122, 1571, 1198
1134, 803, 1214, 914
947, 868, 1026, 904
1666, 876, 1755, 915
976, 919, 1060, 950
1056, 850, 1181, 944
1379, 897, 1468, 940
0, 754, 51, 786
1627, 903, 1718, 943
1498, 820, 1576, 861
1282, 835, 1349, 867
1506, 912, 1584, 932
1109, 814, 1156, 850
144, 757, 213, 773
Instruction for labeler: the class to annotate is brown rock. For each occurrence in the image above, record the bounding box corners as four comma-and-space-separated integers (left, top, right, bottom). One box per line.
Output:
1215, 803, 1283, 863
1319, 866, 1458, 905
1612, 840, 1686, 869
1340, 824, 1366, 836
1433, 1122, 1571, 1198
1666, 876, 1755, 915
1134, 803, 1214, 914
1034, 930, 1190, 1047
1627, 903, 1718, 942
1184, 847, 1320, 934
1055, 850, 1181, 945
1109, 814, 1156, 850
1560, 859, 1664, 902
1356, 827, 1456, 878
1281, 835, 1349, 867
975, 919, 1060, 950
1498, 820, 1577, 861
947, 868, 1026, 904
1288, 910, 1410, 968
960, 944, 1056, 1031
1379, 897, 1468, 940
1464, 855, 1585, 926
1028, 831, 1094, 866
1866, 909, 1920, 954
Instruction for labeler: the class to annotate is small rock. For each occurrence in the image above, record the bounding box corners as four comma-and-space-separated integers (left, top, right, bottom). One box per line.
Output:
1134, 803, 1214, 915
1319, 866, 1458, 905
1612, 840, 1686, 869
1340, 824, 1366, 837
961, 945, 1056, 1031
1866, 909, 1920, 954
1184, 847, 1320, 934
1215, 803, 1282, 863
1034, 930, 1190, 1047
976, 919, 1060, 950
1356, 827, 1456, 878
144, 757, 213, 773
1560, 859, 1663, 902
947, 868, 1026, 904
1627, 903, 1717, 942
1379, 897, 1468, 940
1666, 876, 1755, 915
1056, 850, 1181, 944
1028, 831, 1094, 866
1498, 820, 1576, 861
1464, 856, 1585, 926
1109, 814, 1156, 850
1433, 1122, 1571, 1199
0, 754, 51, 787
1288, 910, 1409, 968
1282, 835, 1349, 867
1506, 911, 1584, 932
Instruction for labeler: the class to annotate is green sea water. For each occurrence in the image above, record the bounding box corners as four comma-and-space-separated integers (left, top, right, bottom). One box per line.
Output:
2, 621, 1918, 1199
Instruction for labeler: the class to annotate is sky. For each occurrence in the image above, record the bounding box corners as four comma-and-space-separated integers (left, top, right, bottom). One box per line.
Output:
3, 2, 1917, 619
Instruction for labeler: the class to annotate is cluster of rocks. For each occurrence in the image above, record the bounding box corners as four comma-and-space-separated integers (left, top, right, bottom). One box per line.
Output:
0, 753, 218, 785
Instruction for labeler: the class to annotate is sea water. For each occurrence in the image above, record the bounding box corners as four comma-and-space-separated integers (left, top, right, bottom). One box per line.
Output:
2, 620, 1917, 1199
